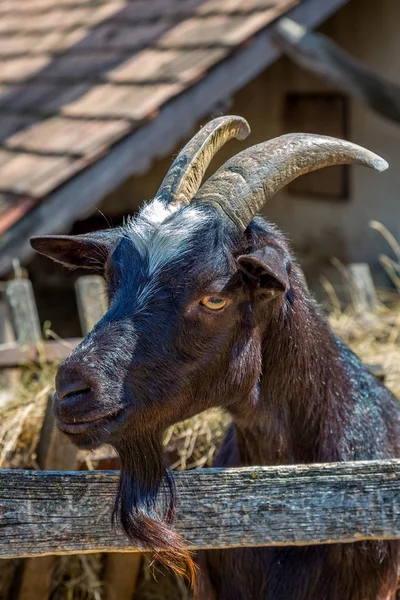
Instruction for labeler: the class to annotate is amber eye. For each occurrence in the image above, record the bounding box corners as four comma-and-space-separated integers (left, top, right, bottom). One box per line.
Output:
200, 296, 228, 311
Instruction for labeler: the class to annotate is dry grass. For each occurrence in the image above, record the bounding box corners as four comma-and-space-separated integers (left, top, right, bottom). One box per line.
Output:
329, 298, 400, 398
50, 555, 104, 600
0, 361, 58, 469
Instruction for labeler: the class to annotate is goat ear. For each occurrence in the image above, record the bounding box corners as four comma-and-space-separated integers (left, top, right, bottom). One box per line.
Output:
30, 230, 118, 271
237, 246, 291, 294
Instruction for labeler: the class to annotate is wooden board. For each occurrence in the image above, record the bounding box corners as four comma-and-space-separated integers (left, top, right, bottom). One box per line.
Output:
5, 279, 41, 344
103, 553, 141, 600
348, 262, 377, 313
1, 460, 400, 558
0, 338, 81, 367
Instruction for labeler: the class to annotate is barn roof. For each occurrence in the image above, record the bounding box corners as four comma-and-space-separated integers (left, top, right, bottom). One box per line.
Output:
0, 0, 348, 275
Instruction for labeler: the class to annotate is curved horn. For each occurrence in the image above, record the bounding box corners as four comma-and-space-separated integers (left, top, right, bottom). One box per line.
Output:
154, 116, 250, 207
193, 133, 388, 229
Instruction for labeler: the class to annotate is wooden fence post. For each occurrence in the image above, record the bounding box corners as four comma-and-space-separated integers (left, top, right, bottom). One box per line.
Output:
0, 292, 21, 600
75, 275, 142, 600
348, 263, 377, 313
5, 279, 41, 344
75, 276, 107, 335
0, 295, 18, 401
4, 276, 77, 600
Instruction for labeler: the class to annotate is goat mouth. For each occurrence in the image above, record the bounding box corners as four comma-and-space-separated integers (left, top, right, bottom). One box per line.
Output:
55, 406, 127, 437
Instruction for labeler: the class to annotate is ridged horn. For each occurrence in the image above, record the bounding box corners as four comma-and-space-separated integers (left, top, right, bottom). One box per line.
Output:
154, 116, 250, 207
193, 133, 388, 229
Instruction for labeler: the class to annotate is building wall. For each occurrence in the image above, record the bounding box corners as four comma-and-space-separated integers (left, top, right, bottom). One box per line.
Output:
100, 0, 400, 287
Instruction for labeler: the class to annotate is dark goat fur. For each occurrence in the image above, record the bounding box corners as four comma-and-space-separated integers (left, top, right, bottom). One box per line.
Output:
31, 204, 400, 599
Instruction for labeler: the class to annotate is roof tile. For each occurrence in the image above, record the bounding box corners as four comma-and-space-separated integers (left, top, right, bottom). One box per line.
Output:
158, 12, 285, 48
62, 82, 183, 119
0, 4, 125, 34
39, 52, 128, 81
0, 57, 50, 83
107, 48, 228, 83
6, 117, 131, 156
111, 0, 202, 21
0, 150, 77, 197
73, 21, 171, 52
0, 29, 88, 57
0, 115, 38, 143
198, 0, 295, 14
0, 83, 91, 114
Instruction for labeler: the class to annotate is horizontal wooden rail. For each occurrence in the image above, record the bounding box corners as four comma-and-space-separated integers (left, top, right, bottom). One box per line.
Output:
0, 338, 81, 367
1, 460, 400, 558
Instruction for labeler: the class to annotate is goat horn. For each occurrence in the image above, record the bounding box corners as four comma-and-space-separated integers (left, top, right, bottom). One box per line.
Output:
154, 116, 250, 207
193, 133, 388, 229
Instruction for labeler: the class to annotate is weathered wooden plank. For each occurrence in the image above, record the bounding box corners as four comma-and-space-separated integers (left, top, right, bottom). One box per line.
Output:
1, 460, 400, 558
23, 394, 78, 600
0, 114, 38, 143
103, 553, 142, 600
348, 263, 377, 313
108, 48, 228, 84
0, 57, 49, 82
3, 280, 51, 599
63, 83, 183, 120
74, 275, 107, 335
5, 279, 41, 344
0, 29, 88, 57
39, 51, 127, 81
0, 338, 81, 367
0, 82, 91, 115
0, 298, 18, 407
6, 117, 130, 157
36, 393, 78, 472
0, 150, 78, 198
15, 556, 58, 600
0, 4, 123, 35
73, 21, 170, 52
199, 0, 290, 13
157, 6, 297, 49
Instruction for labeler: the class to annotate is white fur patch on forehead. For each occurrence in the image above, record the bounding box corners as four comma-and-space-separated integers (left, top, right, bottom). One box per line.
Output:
139, 198, 175, 226
124, 203, 212, 276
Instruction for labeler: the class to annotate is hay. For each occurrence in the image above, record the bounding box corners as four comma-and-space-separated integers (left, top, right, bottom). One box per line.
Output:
0, 361, 58, 469
329, 302, 400, 399
164, 408, 231, 470
50, 555, 104, 600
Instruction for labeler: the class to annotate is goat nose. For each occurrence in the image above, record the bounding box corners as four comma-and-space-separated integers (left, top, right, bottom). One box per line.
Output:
57, 379, 91, 400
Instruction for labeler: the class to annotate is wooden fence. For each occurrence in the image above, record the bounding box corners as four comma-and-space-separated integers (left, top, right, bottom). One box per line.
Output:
1, 460, 400, 558
0, 263, 393, 599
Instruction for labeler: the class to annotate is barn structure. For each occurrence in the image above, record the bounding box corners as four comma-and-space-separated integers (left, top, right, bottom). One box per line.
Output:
0, 0, 398, 336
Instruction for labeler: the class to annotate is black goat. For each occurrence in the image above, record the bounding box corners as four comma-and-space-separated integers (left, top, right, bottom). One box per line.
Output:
31, 116, 400, 599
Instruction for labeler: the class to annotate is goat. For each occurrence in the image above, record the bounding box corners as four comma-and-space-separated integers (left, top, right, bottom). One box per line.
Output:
30, 116, 400, 599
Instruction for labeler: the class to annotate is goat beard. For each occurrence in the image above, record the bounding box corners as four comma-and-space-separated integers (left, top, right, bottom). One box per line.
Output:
112, 432, 197, 589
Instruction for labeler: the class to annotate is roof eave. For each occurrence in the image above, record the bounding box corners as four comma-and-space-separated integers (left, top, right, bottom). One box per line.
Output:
0, 0, 350, 277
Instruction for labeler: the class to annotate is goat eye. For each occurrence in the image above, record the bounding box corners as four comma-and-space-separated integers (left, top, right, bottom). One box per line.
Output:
200, 296, 227, 311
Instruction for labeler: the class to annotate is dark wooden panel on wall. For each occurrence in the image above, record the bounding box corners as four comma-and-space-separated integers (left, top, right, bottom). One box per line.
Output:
284, 92, 350, 199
